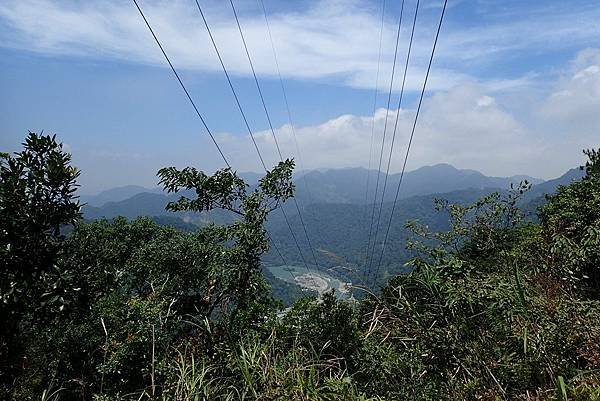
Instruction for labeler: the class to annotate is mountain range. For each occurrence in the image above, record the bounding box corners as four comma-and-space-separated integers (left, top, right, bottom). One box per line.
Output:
295, 164, 543, 204
82, 163, 548, 209
81, 163, 585, 286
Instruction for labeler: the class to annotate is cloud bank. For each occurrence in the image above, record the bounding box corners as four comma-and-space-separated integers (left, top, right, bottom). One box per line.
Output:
213, 48, 600, 180
2, 1, 599, 191
1, 0, 600, 92
66, 47, 600, 193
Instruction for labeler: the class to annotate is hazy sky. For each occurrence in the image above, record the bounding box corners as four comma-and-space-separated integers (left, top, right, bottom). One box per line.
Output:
1, 0, 599, 194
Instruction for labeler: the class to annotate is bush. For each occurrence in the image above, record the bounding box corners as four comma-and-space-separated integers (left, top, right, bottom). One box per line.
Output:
4, 134, 600, 400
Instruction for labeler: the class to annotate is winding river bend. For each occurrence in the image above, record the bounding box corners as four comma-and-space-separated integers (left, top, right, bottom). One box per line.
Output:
266, 265, 352, 300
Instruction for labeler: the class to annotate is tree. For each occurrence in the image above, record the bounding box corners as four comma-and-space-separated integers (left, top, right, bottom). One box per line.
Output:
0, 132, 80, 391
158, 159, 295, 318
539, 148, 600, 296
5, 150, 298, 398
359, 175, 600, 399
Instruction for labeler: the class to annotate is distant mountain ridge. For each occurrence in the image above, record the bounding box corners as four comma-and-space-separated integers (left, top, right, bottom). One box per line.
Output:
80, 185, 162, 207
524, 167, 584, 200
80, 165, 583, 278
81, 172, 264, 207
82, 163, 544, 209
83, 190, 236, 226
296, 163, 543, 204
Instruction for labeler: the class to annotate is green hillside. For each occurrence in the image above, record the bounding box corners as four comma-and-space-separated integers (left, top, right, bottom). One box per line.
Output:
2, 133, 599, 400
81, 169, 578, 291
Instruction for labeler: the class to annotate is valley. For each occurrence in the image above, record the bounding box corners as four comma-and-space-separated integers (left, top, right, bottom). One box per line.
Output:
266, 264, 353, 299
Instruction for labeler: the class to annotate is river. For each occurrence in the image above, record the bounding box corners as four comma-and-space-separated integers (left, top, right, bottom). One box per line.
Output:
266, 265, 353, 300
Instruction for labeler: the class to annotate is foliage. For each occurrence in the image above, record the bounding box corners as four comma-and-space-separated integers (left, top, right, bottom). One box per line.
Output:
157, 159, 295, 315
0, 132, 81, 309
22, 217, 233, 396
355, 152, 600, 399
277, 291, 361, 370
155, 329, 378, 401
539, 148, 600, 295
3, 133, 600, 400
0, 132, 81, 394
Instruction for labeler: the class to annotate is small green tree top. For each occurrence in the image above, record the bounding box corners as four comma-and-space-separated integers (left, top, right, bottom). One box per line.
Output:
0, 132, 81, 309
539, 148, 600, 294
157, 159, 296, 318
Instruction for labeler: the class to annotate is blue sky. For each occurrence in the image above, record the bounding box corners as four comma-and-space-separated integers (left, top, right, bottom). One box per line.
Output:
1, 0, 600, 193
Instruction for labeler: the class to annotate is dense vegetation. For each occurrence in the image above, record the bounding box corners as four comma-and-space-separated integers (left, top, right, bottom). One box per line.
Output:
1, 133, 599, 400
81, 179, 580, 288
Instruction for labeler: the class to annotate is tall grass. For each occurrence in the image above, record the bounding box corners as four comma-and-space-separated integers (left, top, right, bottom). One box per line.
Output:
154, 334, 380, 401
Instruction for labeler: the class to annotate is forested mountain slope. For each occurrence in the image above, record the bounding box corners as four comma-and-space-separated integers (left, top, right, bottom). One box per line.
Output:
4, 134, 599, 400
82, 163, 543, 210
296, 164, 542, 204
81, 166, 579, 285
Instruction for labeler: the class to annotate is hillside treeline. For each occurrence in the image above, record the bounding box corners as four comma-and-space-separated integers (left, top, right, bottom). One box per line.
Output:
1, 133, 599, 400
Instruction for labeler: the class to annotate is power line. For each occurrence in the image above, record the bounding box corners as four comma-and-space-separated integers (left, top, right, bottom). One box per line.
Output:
267, 233, 286, 264
192, 0, 313, 275
229, 0, 281, 159
257, 0, 318, 221
228, 0, 321, 272
257, 0, 323, 279
364, 0, 406, 283
132, 0, 229, 167
133, 0, 304, 284
366, 0, 420, 285
266, 228, 304, 290
279, 207, 312, 271
361, 0, 387, 272
193, 0, 266, 170
373, 0, 448, 282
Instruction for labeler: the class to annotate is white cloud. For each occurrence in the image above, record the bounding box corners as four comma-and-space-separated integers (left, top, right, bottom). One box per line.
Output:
0, 0, 413, 85
1, 0, 600, 92
209, 49, 600, 180
214, 83, 534, 176
4, 2, 598, 190
435, 2, 600, 62
72, 45, 600, 193
540, 48, 600, 128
